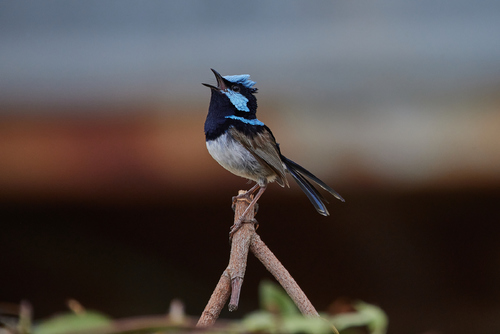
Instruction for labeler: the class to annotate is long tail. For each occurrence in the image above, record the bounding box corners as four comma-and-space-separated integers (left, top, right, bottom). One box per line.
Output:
281, 155, 345, 216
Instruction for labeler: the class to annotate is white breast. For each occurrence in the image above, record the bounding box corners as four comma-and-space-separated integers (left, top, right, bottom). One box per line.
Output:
206, 132, 276, 185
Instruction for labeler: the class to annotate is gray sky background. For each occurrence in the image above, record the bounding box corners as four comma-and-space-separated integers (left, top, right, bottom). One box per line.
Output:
1, 1, 499, 108
1, 1, 499, 185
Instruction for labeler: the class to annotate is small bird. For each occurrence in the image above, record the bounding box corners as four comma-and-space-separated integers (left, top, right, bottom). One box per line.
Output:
203, 69, 344, 236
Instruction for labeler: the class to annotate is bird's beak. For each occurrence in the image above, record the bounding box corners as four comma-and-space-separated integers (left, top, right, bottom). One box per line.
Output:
202, 68, 227, 91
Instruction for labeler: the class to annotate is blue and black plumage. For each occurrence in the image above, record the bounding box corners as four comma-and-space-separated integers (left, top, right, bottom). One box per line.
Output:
203, 69, 344, 235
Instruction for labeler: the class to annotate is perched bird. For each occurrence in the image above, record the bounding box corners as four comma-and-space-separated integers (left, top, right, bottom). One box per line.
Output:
203, 69, 344, 236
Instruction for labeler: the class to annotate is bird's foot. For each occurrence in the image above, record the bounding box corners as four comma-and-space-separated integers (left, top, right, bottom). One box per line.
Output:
232, 191, 251, 207
229, 218, 258, 240
231, 193, 259, 215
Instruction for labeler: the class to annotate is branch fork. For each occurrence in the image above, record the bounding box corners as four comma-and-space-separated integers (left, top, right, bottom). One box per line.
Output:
197, 190, 320, 327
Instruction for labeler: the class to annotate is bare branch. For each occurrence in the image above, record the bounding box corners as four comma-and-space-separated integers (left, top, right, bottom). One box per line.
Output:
197, 190, 255, 326
197, 189, 323, 327
227, 191, 256, 311
196, 270, 231, 327
250, 233, 319, 317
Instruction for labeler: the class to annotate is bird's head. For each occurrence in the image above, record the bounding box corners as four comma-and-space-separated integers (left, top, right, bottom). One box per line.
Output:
203, 68, 258, 115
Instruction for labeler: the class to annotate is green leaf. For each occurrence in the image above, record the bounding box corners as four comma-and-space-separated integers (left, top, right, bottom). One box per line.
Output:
242, 311, 334, 334
328, 301, 388, 334
353, 301, 388, 334
241, 311, 278, 333
259, 280, 299, 316
281, 316, 335, 334
34, 311, 111, 334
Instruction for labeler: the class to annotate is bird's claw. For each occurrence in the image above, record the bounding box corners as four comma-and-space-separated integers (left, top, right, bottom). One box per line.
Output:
231, 192, 254, 211
232, 202, 258, 214
229, 218, 259, 241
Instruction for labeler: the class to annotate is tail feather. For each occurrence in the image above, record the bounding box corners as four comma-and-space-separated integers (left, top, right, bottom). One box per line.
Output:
281, 155, 345, 216
286, 163, 330, 216
282, 155, 345, 202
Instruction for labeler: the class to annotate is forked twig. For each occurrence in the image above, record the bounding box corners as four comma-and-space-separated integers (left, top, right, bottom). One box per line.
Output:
197, 190, 320, 327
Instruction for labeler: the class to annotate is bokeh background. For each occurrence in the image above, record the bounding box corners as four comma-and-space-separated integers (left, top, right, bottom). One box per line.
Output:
2, 1, 500, 333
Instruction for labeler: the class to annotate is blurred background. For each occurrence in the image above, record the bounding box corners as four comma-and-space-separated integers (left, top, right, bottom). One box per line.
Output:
1, 1, 500, 333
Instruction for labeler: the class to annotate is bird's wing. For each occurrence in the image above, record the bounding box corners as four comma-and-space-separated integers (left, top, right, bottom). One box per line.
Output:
229, 126, 289, 187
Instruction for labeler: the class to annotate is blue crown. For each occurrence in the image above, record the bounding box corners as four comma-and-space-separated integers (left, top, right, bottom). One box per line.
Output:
223, 74, 256, 89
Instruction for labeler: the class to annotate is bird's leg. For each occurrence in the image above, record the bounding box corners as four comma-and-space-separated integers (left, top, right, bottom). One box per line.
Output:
232, 183, 260, 211
246, 183, 261, 196
229, 184, 267, 239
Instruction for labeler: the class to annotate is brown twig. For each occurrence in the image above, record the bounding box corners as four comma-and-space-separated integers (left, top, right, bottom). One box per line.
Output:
227, 190, 255, 311
250, 234, 319, 317
196, 270, 231, 327
197, 190, 255, 326
197, 189, 321, 327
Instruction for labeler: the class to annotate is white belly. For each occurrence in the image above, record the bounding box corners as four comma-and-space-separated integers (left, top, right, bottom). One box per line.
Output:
206, 132, 276, 184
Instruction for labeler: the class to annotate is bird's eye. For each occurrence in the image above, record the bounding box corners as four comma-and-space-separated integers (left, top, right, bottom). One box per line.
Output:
232, 85, 240, 92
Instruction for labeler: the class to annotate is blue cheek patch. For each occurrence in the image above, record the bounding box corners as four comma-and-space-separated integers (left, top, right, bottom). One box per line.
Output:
223, 90, 250, 112
225, 115, 264, 126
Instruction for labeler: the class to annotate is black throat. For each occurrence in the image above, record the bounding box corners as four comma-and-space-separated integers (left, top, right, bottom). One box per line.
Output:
204, 88, 258, 141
